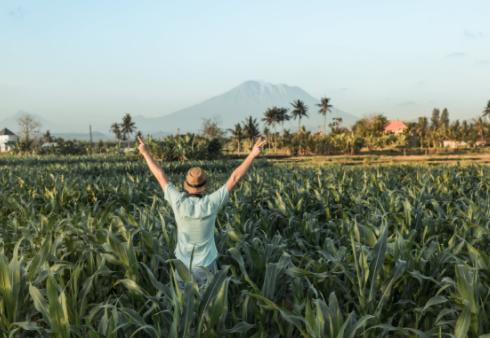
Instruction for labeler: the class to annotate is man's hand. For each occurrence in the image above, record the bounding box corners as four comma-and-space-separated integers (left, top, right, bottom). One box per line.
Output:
226, 137, 267, 192
251, 137, 267, 158
138, 136, 149, 156
138, 135, 169, 188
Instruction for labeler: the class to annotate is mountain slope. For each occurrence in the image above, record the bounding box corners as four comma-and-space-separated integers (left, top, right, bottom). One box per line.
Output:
136, 80, 357, 134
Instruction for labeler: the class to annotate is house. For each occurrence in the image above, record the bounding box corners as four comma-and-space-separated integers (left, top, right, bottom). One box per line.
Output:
384, 120, 408, 135
443, 140, 468, 149
0, 128, 18, 152
41, 142, 58, 149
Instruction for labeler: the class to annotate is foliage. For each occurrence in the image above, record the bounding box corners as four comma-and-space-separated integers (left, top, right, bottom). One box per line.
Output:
17, 113, 41, 142
1, 156, 490, 336
242, 116, 261, 146
317, 97, 333, 134
291, 100, 309, 132
145, 133, 223, 161
201, 118, 225, 140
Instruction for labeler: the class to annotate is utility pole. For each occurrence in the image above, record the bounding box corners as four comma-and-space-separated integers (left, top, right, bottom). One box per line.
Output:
89, 124, 93, 148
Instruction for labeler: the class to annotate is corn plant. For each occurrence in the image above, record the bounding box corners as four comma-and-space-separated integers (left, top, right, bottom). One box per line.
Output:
1, 155, 490, 336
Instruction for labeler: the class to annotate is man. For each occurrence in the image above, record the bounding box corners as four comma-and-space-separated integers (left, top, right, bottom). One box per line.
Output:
138, 136, 267, 289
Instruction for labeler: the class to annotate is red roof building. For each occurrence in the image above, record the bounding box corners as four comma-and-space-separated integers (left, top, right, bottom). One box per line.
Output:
384, 120, 408, 135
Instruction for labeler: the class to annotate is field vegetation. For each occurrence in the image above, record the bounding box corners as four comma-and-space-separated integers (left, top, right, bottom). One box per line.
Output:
1, 155, 490, 337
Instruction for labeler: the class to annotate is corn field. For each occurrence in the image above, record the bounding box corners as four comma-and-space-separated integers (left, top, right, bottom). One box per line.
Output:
1, 155, 490, 337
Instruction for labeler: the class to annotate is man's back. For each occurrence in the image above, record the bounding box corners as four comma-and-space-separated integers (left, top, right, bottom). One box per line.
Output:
164, 184, 229, 268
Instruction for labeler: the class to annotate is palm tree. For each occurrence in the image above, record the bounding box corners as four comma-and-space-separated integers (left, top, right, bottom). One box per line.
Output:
290, 100, 308, 132
242, 116, 260, 148
110, 123, 122, 146
262, 107, 278, 130
276, 107, 290, 131
474, 117, 487, 144
121, 113, 136, 147
228, 123, 244, 153
262, 107, 280, 151
317, 97, 333, 134
482, 100, 490, 120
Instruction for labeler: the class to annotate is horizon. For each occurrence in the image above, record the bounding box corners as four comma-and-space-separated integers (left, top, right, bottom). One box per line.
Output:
1, 79, 489, 136
1, 1, 489, 132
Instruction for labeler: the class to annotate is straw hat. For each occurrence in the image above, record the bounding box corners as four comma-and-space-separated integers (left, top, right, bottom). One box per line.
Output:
183, 167, 208, 194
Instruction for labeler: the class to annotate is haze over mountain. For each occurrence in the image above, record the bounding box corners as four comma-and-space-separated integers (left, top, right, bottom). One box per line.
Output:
136, 80, 358, 134
1, 81, 358, 139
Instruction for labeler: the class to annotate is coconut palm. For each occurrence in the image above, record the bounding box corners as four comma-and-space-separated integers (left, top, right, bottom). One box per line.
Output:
290, 100, 309, 132
474, 117, 487, 143
262, 107, 280, 151
262, 107, 279, 130
121, 113, 136, 147
317, 97, 333, 134
110, 123, 122, 146
242, 116, 260, 147
483, 100, 490, 120
276, 107, 290, 131
228, 123, 244, 153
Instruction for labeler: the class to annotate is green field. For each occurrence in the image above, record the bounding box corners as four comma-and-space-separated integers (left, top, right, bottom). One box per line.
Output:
1, 155, 489, 337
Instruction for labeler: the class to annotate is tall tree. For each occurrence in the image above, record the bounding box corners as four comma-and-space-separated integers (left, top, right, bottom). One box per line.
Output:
474, 117, 487, 143
317, 97, 333, 134
449, 120, 461, 140
276, 107, 290, 131
328, 117, 343, 134
483, 100, 490, 120
121, 113, 136, 147
262, 107, 282, 151
430, 108, 441, 129
461, 120, 470, 142
17, 113, 41, 143
201, 118, 224, 140
110, 123, 122, 146
262, 107, 279, 131
290, 100, 308, 132
416, 117, 429, 149
430, 108, 441, 147
242, 116, 260, 146
440, 108, 450, 139
228, 123, 244, 153
42, 130, 53, 143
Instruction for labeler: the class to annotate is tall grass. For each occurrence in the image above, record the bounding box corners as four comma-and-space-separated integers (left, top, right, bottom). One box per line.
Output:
0, 155, 489, 337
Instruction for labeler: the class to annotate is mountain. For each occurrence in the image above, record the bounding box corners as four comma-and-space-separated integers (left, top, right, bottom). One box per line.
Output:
135, 80, 358, 134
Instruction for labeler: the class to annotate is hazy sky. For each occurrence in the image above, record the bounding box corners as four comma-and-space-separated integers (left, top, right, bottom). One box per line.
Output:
1, 0, 489, 131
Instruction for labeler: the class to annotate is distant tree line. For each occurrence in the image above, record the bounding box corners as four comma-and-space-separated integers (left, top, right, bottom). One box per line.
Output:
7, 100, 490, 158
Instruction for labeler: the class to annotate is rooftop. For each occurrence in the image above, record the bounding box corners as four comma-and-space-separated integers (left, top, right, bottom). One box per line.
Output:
0, 128, 16, 136
384, 120, 408, 132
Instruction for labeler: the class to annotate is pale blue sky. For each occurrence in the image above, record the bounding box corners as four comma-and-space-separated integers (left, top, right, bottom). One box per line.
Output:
1, 0, 489, 131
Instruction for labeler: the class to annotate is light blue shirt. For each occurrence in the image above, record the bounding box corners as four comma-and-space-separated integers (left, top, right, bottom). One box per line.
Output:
163, 183, 230, 269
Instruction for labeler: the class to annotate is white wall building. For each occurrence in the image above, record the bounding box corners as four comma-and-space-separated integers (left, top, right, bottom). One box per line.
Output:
442, 140, 468, 149
0, 128, 18, 152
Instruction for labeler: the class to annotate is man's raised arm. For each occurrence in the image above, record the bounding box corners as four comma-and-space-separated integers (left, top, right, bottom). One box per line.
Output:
138, 136, 169, 189
225, 138, 266, 192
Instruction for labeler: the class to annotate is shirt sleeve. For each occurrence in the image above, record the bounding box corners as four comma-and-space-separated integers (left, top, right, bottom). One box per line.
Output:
163, 183, 182, 208
209, 184, 230, 212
